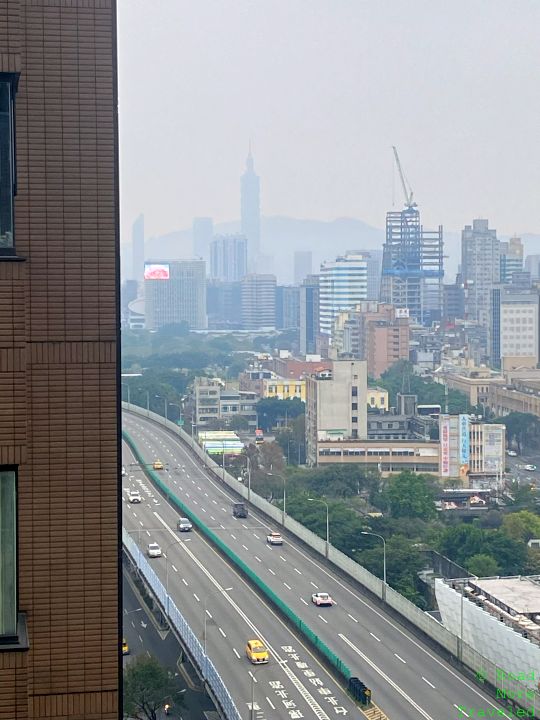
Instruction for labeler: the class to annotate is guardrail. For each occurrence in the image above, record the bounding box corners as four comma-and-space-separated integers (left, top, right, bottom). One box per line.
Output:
123, 429, 352, 684
123, 403, 540, 716
122, 529, 242, 720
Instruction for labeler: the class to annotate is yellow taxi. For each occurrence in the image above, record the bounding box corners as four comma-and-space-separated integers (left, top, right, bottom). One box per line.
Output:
122, 638, 129, 655
245, 639, 269, 664
153, 459, 164, 470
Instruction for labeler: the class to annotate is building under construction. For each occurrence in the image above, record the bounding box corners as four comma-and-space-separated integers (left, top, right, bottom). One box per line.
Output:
380, 149, 444, 326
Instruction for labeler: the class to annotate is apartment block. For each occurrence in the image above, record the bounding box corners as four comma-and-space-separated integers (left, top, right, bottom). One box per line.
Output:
305, 361, 368, 465
0, 2, 119, 717
194, 377, 258, 429
490, 288, 540, 371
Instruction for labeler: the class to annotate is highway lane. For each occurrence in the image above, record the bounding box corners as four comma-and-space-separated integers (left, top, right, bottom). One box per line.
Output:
124, 411, 515, 720
123, 443, 361, 720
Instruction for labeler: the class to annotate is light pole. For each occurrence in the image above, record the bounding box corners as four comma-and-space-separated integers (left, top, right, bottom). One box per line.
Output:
250, 666, 265, 720
247, 454, 252, 503
155, 394, 168, 421
361, 530, 387, 601
308, 498, 329, 558
168, 402, 182, 427
203, 586, 232, 680
282, 474, 286, 526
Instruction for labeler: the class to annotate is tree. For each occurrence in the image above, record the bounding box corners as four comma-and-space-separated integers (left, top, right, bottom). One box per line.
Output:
501, 511, 540, 543
258, 441, 286, 473
255, 397, 305, 431
228, 415, 249, 431
383, 471, 437, 519
466, 553, 500, 577
123, 655, 183, 720
494, 412, 540, 453
438, 525, 485, 567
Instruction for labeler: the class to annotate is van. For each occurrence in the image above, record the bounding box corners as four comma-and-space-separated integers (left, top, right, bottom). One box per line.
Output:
232, 502, 248, 518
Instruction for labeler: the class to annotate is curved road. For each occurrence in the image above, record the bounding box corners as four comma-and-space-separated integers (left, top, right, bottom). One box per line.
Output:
124, 411, 513, 720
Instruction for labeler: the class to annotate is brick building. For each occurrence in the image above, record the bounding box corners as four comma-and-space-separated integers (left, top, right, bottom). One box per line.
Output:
0, 2, 119, 718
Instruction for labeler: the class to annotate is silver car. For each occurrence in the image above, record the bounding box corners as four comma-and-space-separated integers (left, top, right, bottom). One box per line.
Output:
147, 543, 162, 558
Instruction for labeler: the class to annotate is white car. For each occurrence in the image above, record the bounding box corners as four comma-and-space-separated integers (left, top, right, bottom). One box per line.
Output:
311, 592, 335, 607
525, 464, 537, 472
267, 532, 283, 546
147, 543, 162, 558
121, 465, 127, 476
127, 489, 142, 503
506, 450, 517, 457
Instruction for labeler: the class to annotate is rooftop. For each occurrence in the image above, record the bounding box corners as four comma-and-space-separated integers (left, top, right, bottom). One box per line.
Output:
471, 576, 540, 616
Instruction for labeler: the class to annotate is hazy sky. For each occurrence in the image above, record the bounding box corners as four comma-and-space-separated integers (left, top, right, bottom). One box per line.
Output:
118, 0, 540, 248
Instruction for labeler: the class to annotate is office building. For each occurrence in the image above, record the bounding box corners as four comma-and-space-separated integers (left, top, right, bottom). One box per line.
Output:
380, 208, 444, 326
210, 234, 247, 282
461, 219, 500, 326
305, 360, 368, 465
500, 236, 524, 284
319, 253, 368, 335
0, 3, 119, 717
132, 213, 145, 285
240, 148, 261, 271
300, 274, 320, 356
194, 378, 258, 430
439, 415, 505, 486
241, 274, 276, 330
490, 288, 540, 371
145, 259, 207, 330
206, 279, 242, 330
193, 217, 213, 266
294, 250, 313, 284
443, 275, 465, 325
276, 285, 300, 330
332, 302, 410, 378
525, 255, 540, 281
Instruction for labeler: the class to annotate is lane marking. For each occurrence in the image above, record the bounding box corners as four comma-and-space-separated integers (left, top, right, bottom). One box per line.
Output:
242, 544, 249, 551
318, 614, 328, 624
254, 556, 261, 563
280, 555, 287, 562
340, 633, 435, 720
171, 564, 178, 573
230, 534, 237, 540
394, 653, 406, 664
422, 677, 436, 689
182, 578, 188, 586
301, 598, 308, 605
310, 581, 318, 588
193, 593, 200, 602
268, 568, 276, 575
219, 627, 226, 638
294, 568, 302, 575
370, 632, 380, 642
454, 705, 469, 717
347, 613, 358, 623
266, 697, 275, 710
284, 582, 292, 590
233, 648, 240, 659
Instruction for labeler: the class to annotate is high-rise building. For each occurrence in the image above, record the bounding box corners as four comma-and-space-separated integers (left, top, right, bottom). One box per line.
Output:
210, 234, 247, 282
132, 213, 145, 285
276, 285, 301, 330
294, 250, 313, 285
241, 274, 276, 330
500, 236, 524, 284
305, 360, 368, 465
300, 274, 320, 356
332, 302, 410, 377
145, 259, 207, 330
380, 207, 443, 326
490, 288, 540, 371
443, 274, 466, 325
319, 253, 368, 335
525, 255, 540, 281
461, 219, 500, 326
206, 279, 243, 330
193, 217, 214, 266
240, 148, 261, 272
0, 3, 119, 717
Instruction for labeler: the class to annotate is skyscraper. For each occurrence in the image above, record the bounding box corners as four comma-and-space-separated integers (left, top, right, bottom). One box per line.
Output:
319, 253, 368, 335
276, 285, 301, 330
294, 251, 313, 285
241, 274, 276, 330
500, 236, 524, 283
240, 147, 261, 272
193, 217, 214, 266
210, 234, 248, 282
461, 219, 500, 326
145, 259, 207, 330
0, 3, 120, 717
300, 275, 320, 356
132, 213, 145, 286
380, 207, 443, 326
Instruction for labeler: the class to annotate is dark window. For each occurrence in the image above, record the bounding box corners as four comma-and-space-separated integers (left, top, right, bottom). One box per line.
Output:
0, 77, 16, 253
352, 387, 358, 397
352, 416, 358, 423
351, 403, 358, 410
0, 469, 16, 638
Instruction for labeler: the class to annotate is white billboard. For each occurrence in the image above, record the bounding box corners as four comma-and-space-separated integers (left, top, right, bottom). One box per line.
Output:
440, 415, 451, 477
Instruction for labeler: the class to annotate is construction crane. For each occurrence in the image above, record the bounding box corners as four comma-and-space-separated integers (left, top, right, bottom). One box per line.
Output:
392, 145, 417, 209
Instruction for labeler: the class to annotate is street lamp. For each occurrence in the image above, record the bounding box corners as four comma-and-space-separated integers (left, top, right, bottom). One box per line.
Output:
168, 402, 182, 427
246, 454, 252, 503
361, 531, 387, 601
155, 394, 168, 421
308, 498, 329, 558
203, 586, 233, 680
250, 666, 266, 720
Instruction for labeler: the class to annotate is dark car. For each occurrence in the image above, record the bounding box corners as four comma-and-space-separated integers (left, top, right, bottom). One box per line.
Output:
177, 517, 193, 532
232, 502, 248, 518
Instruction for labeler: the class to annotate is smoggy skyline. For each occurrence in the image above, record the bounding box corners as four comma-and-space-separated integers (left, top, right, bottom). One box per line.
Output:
118, 0, 540, 256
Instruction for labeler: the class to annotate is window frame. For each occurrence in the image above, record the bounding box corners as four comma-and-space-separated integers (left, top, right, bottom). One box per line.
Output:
0, 466, 18, 643
0, 72, 19, 257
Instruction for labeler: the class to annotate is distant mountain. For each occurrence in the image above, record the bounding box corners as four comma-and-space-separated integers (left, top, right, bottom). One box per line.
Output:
127, 218, 539, 285
142, 216, 384, 284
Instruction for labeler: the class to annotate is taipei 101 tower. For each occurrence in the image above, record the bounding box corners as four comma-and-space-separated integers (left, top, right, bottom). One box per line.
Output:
241, 145, 261, 272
